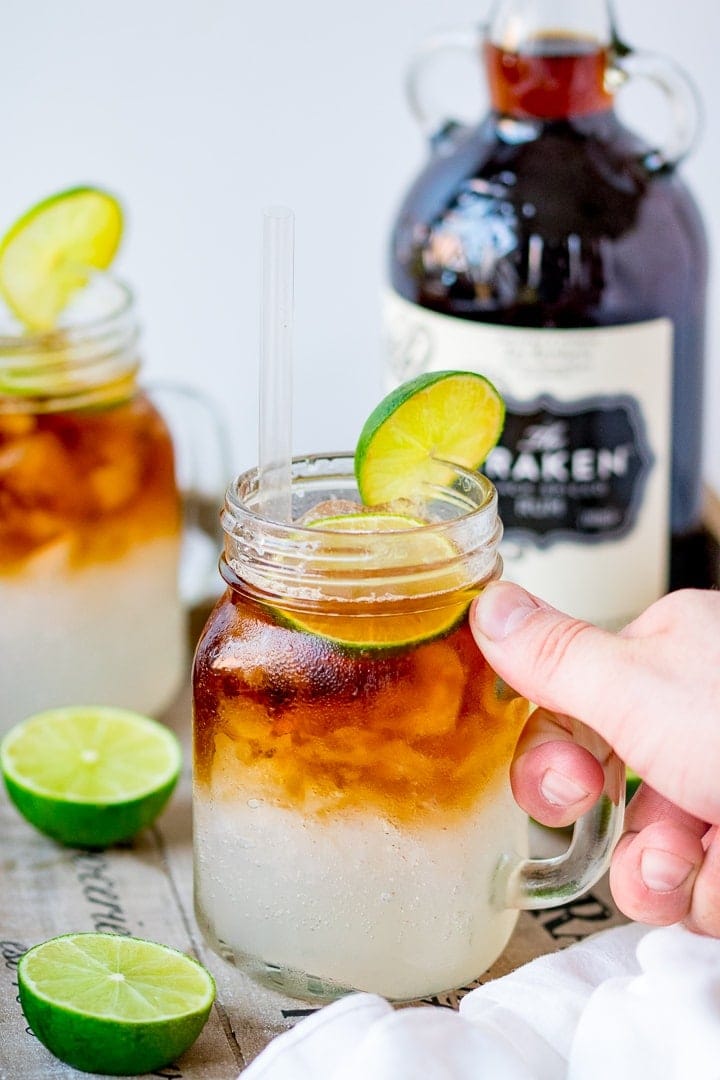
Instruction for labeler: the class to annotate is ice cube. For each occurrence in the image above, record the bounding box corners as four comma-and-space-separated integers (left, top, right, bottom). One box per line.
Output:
296, 499, 363, 526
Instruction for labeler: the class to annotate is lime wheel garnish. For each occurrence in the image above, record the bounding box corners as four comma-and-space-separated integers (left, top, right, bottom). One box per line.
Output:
355, 370, 504, 506
0, 186, 123, 330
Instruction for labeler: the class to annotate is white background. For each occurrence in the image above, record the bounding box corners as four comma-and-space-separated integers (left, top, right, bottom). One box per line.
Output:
3, 1, 718, 492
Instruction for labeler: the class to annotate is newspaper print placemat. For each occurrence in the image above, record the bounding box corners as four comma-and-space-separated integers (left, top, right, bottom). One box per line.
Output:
3, 510, 719, 1078
0, 677, 630, 1080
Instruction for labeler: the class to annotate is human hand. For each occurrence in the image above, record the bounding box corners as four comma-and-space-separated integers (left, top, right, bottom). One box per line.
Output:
470, 584, 720, 935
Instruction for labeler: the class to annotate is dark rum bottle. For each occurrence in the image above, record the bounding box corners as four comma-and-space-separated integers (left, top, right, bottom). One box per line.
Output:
386, 0, 708, 628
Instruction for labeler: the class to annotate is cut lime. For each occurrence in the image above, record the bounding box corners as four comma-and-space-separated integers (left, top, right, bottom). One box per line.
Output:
0, 706, 181, 847
18, 933, 215, 1076
307, 511, 427, 533
355, 370, 505, 506
0, 362, 135, 403
626, 767, 642, 801
0, 187, 123, 330
277, 510, 470, 650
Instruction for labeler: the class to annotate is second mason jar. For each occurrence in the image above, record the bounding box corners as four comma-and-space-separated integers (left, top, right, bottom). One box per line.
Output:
0, 275, 190, 729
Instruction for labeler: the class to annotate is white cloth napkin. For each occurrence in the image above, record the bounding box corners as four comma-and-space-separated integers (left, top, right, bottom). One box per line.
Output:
242, 923, 720, 1079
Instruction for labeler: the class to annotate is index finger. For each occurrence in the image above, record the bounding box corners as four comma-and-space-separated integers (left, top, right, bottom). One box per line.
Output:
510, 708, 606, 828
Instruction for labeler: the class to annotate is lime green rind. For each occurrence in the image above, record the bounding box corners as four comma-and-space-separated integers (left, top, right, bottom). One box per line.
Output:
2, 771, 178, 848
625, 767, 641, 802
307, 512, 427, 531
273, 600, 470, 655
0, 186, 123, 331
0, 707, 182, 847
19, 996, 209, 1076
0, 369, 101, 399
0, 185, 123, 254
18, 934, 215, 1076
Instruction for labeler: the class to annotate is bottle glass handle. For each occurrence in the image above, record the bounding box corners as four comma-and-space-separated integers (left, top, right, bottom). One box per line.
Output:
405, 25, 484, 146
149, 382, 233, 607
500, 715, 625, 910
407, 27, 700, 170
610, 47, 701, 169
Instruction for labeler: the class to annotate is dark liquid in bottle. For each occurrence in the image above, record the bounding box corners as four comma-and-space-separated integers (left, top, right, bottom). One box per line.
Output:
390, 36, 708, 586
485, 37, 613, 118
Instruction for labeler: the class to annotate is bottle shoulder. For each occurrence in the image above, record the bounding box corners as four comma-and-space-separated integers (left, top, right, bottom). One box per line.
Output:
394, 112, 702, 238
390, 112, 707, 325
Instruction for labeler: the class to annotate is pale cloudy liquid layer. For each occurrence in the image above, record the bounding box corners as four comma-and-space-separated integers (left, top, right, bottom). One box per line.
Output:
194, 784, 528, 1001
193, 581, 531, 1000
0, 536, 186, 731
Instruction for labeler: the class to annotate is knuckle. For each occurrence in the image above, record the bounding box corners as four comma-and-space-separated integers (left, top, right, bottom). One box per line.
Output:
653, 590, 699, 627
530, 618, 595, 686
687, 903, 720, 939
688, 849, 720, 938
634, 587, 719, 635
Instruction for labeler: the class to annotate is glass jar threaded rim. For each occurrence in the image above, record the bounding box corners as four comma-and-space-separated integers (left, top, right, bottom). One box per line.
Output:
220, 452, 503, 610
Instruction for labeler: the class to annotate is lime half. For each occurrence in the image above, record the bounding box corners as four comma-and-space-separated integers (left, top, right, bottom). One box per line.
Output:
0, 187, 123, 330
18, 933, 215, 1075
278, 510, 470, 650
0, 706, 181, 847
355, 370, 504, 506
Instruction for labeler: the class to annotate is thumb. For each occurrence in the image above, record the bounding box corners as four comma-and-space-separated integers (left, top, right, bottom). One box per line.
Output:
470, 581, 639, 749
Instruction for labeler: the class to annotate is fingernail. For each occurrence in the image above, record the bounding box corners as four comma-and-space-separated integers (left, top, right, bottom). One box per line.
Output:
540, 768, 591, 807
473, 584, 542, 641
641, 849, 694, 893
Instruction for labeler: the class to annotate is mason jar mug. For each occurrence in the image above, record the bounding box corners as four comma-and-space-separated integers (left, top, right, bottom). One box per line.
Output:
0, 274, 226, 730
192, 453, 624, 1002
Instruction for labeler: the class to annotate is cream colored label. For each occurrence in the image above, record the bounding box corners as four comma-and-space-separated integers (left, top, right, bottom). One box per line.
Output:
384, 290, 673, 628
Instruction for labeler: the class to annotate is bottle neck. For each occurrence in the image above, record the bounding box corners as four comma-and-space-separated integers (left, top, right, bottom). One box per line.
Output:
0, 275, 141, 414
485, 0, 617, 120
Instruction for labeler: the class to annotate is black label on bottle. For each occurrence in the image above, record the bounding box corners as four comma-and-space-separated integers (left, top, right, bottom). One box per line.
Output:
484, 394, 653, 546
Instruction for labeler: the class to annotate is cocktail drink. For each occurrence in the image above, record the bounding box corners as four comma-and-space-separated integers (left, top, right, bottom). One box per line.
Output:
193, 444, 623, 1001
194, 454, 523, 999
194, 210, 621, 999
0, 275, 186, 729
0, 188, 229, 730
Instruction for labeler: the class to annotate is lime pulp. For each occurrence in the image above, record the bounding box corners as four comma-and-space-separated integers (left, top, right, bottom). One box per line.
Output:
18, 933, 215, 1075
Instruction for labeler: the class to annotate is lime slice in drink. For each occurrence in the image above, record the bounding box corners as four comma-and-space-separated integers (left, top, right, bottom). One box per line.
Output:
18, 933, 215, 1076
0, 187, 123, 330
278, 510, 470, 649
0, 706, 181, 848
626, 767, 642, 801
308, 511, 427, 532
355, 370, 505, 506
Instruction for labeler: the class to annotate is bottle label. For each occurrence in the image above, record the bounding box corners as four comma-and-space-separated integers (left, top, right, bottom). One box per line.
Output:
384, 290, 673, 628
486, 393, 652, 543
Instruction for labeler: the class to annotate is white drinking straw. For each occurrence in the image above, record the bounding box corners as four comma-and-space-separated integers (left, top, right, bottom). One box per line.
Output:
258, 206, 294, 522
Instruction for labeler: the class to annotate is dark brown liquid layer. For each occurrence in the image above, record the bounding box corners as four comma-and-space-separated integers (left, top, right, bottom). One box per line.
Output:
193, 589, 529, 822
0, 392, 181, 572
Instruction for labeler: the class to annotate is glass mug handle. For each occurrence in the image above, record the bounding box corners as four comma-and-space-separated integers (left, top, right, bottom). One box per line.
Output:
405, 25, 484, 146
406, 26, 701, 168
149, 382, 233, 607
609, 46, 701, 169
498, 715, 625, 910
